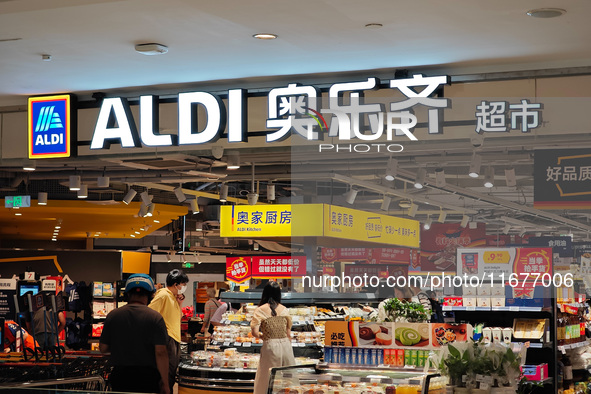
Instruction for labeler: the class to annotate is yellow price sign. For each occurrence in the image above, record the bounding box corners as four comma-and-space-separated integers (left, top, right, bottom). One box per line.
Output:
483, 251, 511, 264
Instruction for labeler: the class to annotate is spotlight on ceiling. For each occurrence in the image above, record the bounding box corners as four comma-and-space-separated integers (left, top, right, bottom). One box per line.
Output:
384, 158, 398, 181
267, 183, 276, 201
468, 153, 482, 178
219, 183, 229, 202
437, 211, 447, 223
408, 203, 418, 217
69, 175, 81, 191
226, 151, 240, 170
424, 217, 432, 230
414, 168, 426, 189
97, 176, 110, 188
503, 224, 511, 234
77, 184, 88, 199
122, 188, 137, 205
435, 168, 446, 188
505, 167, 517, 187
134, 42, 169, 55
174, 186, 186, 203
190, 199, 199, 214
23, 160, 36, 171
38, 192, 48, 205
344, 188, 358, 205
484, 166, 495, 188
380, 195, 392, 211
526, 8, 566, 18
399, 200, 412, 209
253, 33, 278, 40
460, 215, 469, 228
140, 191, 152, 205
211, 146, 224, 159
138, 203, 148, 217
247, 192, 259, 205
146, 204, 155, 217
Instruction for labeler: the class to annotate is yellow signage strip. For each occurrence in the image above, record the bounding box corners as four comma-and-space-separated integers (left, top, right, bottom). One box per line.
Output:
0, 256, 63, 273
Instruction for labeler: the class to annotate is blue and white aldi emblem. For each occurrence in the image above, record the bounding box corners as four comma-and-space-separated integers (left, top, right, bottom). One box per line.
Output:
28, 94, 74, 158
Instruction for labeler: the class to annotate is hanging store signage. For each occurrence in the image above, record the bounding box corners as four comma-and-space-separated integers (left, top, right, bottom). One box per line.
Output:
225, 256, 251, 284
220, 204, 419, 248
4, 195, 31, 208
251, 256, 306, 278
417, 223, 486, 274
526, 236, 573, 257
89, 75, 455, 150
534, 149, 591, 209
455, 247, 552, 280
28, 94, 75, 159
320, 247, 418, 265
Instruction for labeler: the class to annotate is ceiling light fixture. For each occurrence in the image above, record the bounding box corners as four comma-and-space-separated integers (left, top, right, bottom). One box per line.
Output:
344, 188, 358, 205
424, 217, 432, 230
190, 199, 199, 214
130, 234, 136, 238
253, 33, 277, 40
174, 186, 186, 203
505, 167, 517, 187
408, 203, 418, 217
247, 192, 259, 205
526, 8, 566, 18
211, 146, 224, 159
154, 219, 160, 223
503, 224, 511, 234
134, 43, 169, 55
140, 191, 152, 205
122, 188, 137, 204
15, 212, 22, 216
438, 211, 447, 223
267, 183, 276, 201
380, 195, 392, 211
138, 203, 148, 217
226, 151, 240, 170
385, 158, 398, 181
364, 23, 383, 29
77, 184, 88, 199
460, 215, 469, 228
97, 176, 110, 188
414, 168, 426, 189
23, 160, 36, 171
468, 153, 482, 178
146, 204, 155, 217
435, 168, 446, 188
399, 200, 412, 209
38, 192, 48, 205
484, 167, 495, 188
219, 183, 229, 202
69, 175, 81, 191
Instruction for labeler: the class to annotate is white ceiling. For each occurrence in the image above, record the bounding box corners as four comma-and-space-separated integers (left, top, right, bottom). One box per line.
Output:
1, 0, 591, 106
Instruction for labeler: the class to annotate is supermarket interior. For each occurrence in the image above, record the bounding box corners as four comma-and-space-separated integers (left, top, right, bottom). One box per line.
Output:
2, 1, 591, 394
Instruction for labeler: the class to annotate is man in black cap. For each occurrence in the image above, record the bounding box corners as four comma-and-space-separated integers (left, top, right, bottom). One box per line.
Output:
100, 274, 169, 394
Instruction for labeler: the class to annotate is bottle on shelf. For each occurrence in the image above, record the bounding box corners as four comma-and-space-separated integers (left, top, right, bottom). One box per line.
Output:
558, 313, 566, 347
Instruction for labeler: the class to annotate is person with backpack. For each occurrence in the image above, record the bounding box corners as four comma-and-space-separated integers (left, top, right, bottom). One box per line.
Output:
100, 274, 169, 394
148, 269, 189, 394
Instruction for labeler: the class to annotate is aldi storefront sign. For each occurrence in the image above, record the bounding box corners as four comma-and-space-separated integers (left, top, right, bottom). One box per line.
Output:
28, 94, 75, 159
534, 149, 591, 209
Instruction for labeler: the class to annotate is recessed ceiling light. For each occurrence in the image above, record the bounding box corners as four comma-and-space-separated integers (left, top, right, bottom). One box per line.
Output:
526, 8, 565, 18
135, 43, 169, 55
253, 33, 277, 40
14, 212, 22, 216
130, 234, 136, 237
365, 23, 383, 29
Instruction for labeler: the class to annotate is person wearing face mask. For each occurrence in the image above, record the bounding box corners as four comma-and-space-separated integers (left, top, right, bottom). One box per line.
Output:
149, 269, 189, 394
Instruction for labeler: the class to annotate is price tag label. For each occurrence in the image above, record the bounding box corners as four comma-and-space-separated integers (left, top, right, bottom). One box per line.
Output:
24, 272, 35, 280
243, 342, 252, 347
212, 367, 221, 371
223, 342, 230, 347
298, 343, 306, 347
233, 342, 242, 347
443, 306, 452, 311
510, 306, 519, 312
480, 383, 490, 390
211, 341, 218, 346
466, 306, 476, 311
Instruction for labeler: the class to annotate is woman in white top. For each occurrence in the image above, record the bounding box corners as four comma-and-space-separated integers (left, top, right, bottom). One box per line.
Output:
251, 281, 295, 394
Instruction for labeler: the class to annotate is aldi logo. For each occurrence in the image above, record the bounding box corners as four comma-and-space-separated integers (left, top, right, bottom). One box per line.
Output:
28, 94, 75, 158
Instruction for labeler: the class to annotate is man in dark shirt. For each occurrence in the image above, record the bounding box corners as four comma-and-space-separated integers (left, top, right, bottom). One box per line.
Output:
100, 274, 169, 394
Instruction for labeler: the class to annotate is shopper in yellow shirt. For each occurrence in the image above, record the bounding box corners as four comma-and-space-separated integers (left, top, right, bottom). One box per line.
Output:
149, 269, 189, 394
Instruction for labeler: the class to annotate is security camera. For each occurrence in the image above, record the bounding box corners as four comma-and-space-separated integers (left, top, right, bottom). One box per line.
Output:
470, 133, 485, 148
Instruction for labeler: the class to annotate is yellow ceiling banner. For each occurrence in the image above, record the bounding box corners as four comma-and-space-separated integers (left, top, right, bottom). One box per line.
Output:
220, 204, 419, 248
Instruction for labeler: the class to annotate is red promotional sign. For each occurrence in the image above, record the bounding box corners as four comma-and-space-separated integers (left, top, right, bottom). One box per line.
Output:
344, 264, 382, 277
513, 247, 552, 276
418, 223, 486, 273
225, 257, 252, 283
321, 248, 338, 263
323, 267, 336, 276
252, 256, 307, 278
369, 247, 414, 265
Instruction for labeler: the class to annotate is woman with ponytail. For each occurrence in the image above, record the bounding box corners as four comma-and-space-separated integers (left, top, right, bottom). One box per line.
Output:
251, 281, 295, 394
